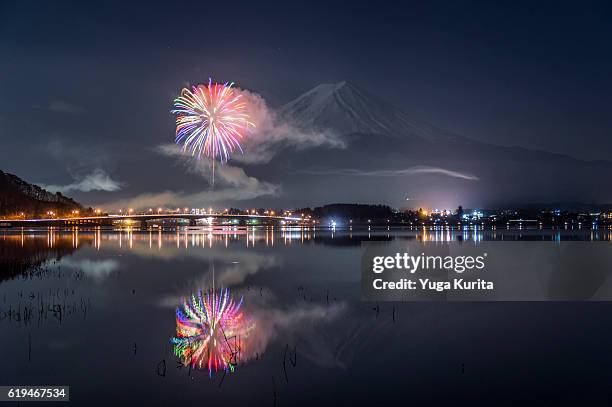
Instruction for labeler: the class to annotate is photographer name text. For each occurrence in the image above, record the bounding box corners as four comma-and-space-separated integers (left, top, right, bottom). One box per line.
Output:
371, 252, 494, 292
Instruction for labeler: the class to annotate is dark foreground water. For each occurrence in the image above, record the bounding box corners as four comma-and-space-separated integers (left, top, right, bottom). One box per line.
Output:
0, 227, 611, 406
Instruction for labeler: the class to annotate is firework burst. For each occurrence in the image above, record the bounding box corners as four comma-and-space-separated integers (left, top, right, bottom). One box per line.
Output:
171, 287, 252, 376
171, 79, 254, 164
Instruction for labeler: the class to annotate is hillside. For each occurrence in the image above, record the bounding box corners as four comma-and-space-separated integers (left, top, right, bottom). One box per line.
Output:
0, 170, 85, 217
273, 81, 612, 207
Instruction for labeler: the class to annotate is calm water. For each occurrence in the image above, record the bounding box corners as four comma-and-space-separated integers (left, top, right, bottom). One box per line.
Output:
0, 227, 611, 406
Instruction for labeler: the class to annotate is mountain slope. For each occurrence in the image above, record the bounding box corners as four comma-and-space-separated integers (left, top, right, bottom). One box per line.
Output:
280, 81, 468, 143
0, 170, 84, 217
275, 82, 612, 207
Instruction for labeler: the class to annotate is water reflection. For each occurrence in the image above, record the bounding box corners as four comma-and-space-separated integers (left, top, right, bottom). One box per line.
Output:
172, 288, 254, 376
0, 232, 89, 282
2, 225, 608, 256
0, 226, 611, 405
0, 234, 92, 327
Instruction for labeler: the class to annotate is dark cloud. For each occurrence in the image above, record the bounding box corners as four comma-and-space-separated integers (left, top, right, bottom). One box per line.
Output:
48, 100, 85, 114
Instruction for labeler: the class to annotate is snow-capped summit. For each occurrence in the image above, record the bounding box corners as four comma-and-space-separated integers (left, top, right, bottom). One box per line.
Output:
272, 81, 612, 206
280, 81, 462, 143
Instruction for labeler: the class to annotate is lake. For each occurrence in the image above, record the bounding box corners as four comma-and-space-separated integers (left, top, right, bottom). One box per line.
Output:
0, 226, 611, 406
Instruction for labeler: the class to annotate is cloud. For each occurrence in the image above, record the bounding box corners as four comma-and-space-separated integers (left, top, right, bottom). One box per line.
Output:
60, 258, 120, 282
48, 100, 85, 114
156, 144, 265, 190
97, 144, 279, 209
156, 252, 281, 311
245, 298, 347, 366
130, 245, 280, 285
167, 87, 344, 165
234, 88, 346, 164
119, 84, 346, 209
44, 138, 114, 171
302, 165, 479, 181
102, 182, 279, 210
41, 169, 124, 193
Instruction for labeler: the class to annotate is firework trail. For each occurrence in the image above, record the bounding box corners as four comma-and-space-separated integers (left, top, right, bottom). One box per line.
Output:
171, 79, 254, 186
171, 287, 254, 376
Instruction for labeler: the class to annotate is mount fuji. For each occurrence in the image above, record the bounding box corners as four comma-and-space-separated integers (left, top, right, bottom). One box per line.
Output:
261, 81, 612, 208
280, 81, 466, 144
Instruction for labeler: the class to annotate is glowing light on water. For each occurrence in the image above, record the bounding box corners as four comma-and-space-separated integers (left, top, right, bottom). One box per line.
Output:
171, 288, 253, 376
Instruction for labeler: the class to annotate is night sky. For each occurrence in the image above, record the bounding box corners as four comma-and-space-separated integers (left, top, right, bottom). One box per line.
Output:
1, 1, 611, 209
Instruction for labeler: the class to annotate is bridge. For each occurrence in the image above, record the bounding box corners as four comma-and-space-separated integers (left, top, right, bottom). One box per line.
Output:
0, 213, 303, 228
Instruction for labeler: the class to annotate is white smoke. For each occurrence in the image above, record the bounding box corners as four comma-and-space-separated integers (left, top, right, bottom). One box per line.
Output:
102, 183, 279, 211
101, 145, 280, 210
231, 88, 346, 164
302, 165, 479, 181
41, 168, 124, 193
